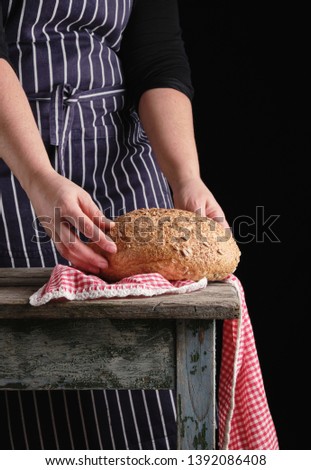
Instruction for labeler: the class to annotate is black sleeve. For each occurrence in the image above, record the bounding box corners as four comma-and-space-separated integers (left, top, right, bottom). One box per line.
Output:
0, 4, 9, 61
119, 0, 194, 106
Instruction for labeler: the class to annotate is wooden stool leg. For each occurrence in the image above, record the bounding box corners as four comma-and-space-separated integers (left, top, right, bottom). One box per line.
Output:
176, 319, 216, 450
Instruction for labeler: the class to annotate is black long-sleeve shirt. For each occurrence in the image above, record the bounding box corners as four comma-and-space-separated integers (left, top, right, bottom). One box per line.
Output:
0, 4, 8, 61
0, 0, 193, 103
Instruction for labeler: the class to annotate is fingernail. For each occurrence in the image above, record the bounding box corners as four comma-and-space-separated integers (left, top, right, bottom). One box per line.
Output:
99, 261, 108, 269
106, 244, 117, 254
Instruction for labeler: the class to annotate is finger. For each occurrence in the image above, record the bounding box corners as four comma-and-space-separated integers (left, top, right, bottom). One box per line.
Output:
205, 204, 230, 229
57, 240, 108, 273
61, 208, 117, 254
79, 195, 115, 230
54, 222, 110, 272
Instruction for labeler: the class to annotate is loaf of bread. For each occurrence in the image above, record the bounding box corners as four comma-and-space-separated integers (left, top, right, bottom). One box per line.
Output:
91, 208, 240, 281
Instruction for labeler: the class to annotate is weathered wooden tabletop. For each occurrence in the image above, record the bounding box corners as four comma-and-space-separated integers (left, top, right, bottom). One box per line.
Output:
0, 268, 240, 319
0, 267, 240, 449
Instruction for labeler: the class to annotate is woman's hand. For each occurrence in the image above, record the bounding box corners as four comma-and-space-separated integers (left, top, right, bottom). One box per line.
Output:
172, 176, 230, 228
0, 60, 116, 273
27, 169, 116, 274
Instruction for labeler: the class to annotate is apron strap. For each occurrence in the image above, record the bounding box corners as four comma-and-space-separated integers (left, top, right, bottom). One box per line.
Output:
28, 84, 125, 177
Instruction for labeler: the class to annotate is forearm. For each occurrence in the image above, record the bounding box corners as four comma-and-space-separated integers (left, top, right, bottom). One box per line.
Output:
138, 88, 200, 191
0, 59, 53, 194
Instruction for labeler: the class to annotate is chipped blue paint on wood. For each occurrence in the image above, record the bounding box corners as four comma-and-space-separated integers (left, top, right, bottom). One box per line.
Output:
176, 320, 216, 449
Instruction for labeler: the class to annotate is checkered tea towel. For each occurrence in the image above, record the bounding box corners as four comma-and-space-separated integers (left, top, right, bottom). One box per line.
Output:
29, 264, 207, 305
219, 275, 279, 450
29, 265, 278, 450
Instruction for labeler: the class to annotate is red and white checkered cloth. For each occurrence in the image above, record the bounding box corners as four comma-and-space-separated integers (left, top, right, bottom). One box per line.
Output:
29, 265, 278, 450
218, 275, 279, 450
29, 265, 207, 305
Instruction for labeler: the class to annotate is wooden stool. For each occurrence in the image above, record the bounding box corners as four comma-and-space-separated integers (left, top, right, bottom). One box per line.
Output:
0, 268, 239, 449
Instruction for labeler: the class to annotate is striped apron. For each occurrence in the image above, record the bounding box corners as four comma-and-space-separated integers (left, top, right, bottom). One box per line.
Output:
0, 0, 176, 449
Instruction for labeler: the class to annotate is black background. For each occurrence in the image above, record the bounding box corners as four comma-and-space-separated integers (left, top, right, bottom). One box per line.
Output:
178, 1, 309, 450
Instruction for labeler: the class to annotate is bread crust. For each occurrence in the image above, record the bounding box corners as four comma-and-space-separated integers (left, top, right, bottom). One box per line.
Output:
91, 208, 241, 281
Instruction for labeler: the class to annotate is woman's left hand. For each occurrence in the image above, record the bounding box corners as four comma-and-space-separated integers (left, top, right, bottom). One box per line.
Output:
172, 176, 230, 228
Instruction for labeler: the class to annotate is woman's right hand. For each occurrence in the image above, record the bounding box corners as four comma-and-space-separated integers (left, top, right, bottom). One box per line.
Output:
26, 169, 117, 274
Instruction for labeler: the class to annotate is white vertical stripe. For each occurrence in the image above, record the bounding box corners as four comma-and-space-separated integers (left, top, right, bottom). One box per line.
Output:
100, 100, 116, 215
55, 0, 74, 85
115, 390, 129, 449
27, 105, 46, 264
155, 390, 170, 449
35, 104, 59, 265
53, 145, 59, 173
49, 237, 60, 266
67, 0, 87, 91
42, 0, 60, 92
141, 391, 156, 450
68, 130, 73, 181
109, 98, 126, 209
7, 0, 13, 17
136, 120, 169, 208
63, 391, 75, 449
90, 390, 103, 450
4, 392, 14, 449
78, 0, 99, 30
99, 1, 119, 43
162, 175, 174, 208
126, 118, 149, 209
128, 390, 142, 450
144, 138, 168, 208
74, 31, 82, 90
54, 85, 60, 147
107, 47, 115, 86
35, 101, 43, 139
93, 0, 108, 87
30, 103, 45, 268
31, 0, 44, 93
59, 104, 72, 176
103, 390, 116, 449
48, 391, 60, 450
90, 100, 103, 212
10, 174, 30, 266
103, 2, 119, 87
42, 0, 59, 92
77, 102, 86, 188
67, 0, 87, 32
16, 0, 26, 86
93, 0, 108, 33
169, 390, 177, 421
134, 121, 161, 208
112, 0, 126, 49
30, 205, 45, 267
18, 391, 29, 449
77, 391, 89, 450
99, 40, 106, 88
75, 0, 98, 90
114, 113, 137, 209
88, 33, 95, 89
0, 194, 15, 267
32, 391, 44, 449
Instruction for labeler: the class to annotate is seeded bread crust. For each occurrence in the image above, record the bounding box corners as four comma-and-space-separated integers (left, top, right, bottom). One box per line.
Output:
91, 208, 241, 281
